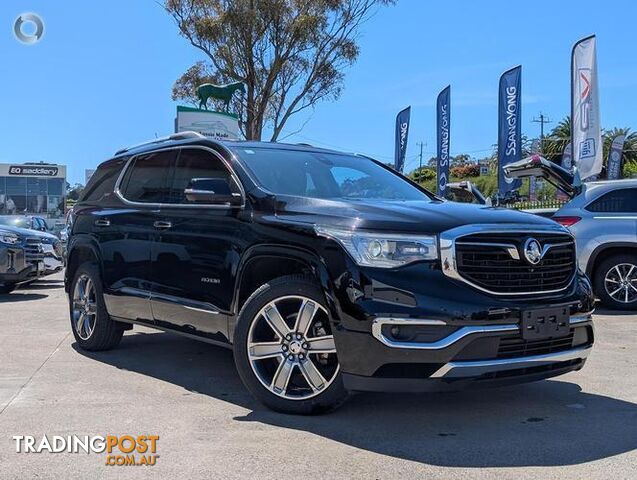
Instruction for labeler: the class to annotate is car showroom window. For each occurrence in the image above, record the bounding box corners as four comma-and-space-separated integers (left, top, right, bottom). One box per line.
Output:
586, 188, 637, 213
119, 151, 176, 203
166, 148, 238, 204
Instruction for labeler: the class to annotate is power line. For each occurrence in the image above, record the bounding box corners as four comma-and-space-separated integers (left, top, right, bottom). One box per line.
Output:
532, 112, 552, 140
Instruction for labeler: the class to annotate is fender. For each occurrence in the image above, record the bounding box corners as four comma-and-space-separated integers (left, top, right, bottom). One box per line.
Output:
231, 243, 339, 319
586, 241, 637, 277
64, 234, 104, 292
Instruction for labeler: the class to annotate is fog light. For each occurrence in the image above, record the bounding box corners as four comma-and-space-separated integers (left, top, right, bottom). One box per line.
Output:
390, 326, 401, 338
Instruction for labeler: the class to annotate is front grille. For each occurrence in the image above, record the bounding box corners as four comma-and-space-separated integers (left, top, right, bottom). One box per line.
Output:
497, 331, 575, 359
24, 237, 44, 264
455, 232, 576, 294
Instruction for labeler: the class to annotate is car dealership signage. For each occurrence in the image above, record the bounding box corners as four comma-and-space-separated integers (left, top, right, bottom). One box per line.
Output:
175, 106, 240, 141
0, 163, 66, 178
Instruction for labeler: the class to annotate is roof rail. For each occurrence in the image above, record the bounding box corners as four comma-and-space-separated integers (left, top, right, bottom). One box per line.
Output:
115, 131, 205, 155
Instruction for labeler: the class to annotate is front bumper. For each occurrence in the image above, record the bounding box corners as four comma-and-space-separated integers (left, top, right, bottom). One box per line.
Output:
0, 246, 42, 285
325, 258, 595, 393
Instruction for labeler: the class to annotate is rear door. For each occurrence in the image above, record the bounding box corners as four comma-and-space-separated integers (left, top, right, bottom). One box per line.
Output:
149, 147, 248, 338
99, 150, 176, 323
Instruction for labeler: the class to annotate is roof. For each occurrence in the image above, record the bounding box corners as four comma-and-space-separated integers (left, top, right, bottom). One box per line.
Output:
114, 131, 353, 158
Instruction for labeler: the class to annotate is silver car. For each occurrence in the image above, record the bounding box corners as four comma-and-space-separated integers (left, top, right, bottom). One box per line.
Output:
506, 156, 637, 310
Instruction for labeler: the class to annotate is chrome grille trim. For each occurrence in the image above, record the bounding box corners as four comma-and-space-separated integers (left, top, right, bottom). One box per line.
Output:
440, 223, 577, 296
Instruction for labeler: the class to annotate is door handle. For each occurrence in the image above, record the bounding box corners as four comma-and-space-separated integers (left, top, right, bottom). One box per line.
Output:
153, 221, 172, 230
94, 219, 110, 227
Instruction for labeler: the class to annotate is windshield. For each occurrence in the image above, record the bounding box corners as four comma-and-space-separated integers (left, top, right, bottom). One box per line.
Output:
232, 147, 433, 201
0, 216, 29, 228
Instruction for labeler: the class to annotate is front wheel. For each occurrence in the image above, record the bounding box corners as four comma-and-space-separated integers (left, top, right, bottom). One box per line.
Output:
594, 254, 637, 310
233, 276, 348, 414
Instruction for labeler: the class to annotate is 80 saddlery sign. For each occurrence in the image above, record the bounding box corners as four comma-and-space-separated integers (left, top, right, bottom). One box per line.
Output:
175, 106, 240, 141
0, 164, 66, 178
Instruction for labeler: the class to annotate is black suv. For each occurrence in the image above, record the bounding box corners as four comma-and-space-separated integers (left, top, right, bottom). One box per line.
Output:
66, 132, 594, 414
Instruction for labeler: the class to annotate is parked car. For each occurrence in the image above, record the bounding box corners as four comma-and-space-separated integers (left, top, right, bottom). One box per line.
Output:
0, 225, 46, 294
506, 155, 637, 310
66, 132, 594, 414
0, 215, 50, 232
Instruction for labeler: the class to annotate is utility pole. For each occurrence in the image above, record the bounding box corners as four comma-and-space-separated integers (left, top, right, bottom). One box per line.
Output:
532, 112, 552, 152
417, 141, 426, 170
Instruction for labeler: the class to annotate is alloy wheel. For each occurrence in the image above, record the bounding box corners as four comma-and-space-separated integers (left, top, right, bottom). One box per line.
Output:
72, 274, 97, 340
604, 263, 637, 304
247, 295, 339, 400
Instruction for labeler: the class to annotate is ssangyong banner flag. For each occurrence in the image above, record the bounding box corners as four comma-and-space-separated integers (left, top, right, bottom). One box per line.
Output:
572, 35, 602, 180
436, 86, 450, 196
394, 106, 411, 172
607, 135, 626, 180
498, 66, 522, 194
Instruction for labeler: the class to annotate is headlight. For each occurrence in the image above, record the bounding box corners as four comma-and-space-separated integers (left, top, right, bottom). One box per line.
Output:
315, 226, 438, 268
0, 230, 20, 245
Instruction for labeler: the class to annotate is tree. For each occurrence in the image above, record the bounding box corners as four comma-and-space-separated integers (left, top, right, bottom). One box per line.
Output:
66, 183, 84, 201
166, 0, 394, 141
542, 116, 571, 161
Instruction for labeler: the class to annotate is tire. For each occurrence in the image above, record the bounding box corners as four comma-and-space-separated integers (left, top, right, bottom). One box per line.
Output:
69, 262, 124, 350
594, 253, 637, 310
0, 283, 16, 294
233, 275, 348, 414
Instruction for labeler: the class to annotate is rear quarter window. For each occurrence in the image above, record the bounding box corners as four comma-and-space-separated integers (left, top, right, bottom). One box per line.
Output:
80, 158, 127, 203
586, 188, 637, 213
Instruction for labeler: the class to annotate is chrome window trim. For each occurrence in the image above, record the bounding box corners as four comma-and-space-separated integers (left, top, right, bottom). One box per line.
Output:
430, 345, 592, 379
371, 317, 518, 350
114, 145, 246, 209
440, 223, 576, 296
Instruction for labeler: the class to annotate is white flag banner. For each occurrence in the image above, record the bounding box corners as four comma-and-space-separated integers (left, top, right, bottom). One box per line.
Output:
571, 35, 602, 180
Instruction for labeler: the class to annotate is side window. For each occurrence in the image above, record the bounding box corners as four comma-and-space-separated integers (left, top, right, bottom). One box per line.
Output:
166, 148, 239, 204
586, 189, 637, 213
120, 151, 176, 203
81, 158, 127, 203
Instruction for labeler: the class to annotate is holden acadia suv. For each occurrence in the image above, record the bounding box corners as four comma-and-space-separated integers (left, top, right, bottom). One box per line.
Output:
65, 132, 594, 414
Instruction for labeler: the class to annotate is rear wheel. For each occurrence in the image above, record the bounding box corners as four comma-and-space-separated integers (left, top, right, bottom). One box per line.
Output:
0, 283, 16, 294
70, 263, 124, 350
233, 276, 347, 414
594, 254, 637, 310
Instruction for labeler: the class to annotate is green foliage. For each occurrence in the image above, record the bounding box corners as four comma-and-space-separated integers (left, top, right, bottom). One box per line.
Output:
166, 0, 395, 141
624, 161, 637, 178
409, 167, 436, 183
66, 183, 84, 201
450, 164, 480, 178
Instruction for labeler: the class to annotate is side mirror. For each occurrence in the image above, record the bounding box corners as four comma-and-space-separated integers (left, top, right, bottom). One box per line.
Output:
184, 177, 243, 206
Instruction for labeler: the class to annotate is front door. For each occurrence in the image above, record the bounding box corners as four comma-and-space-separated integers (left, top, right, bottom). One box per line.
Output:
149, 147, 248, 339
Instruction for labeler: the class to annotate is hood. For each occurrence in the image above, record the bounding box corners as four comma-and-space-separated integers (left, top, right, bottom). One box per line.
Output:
503, 154, 578, 197
271, 195, 558, 234
0, 224, 57, 241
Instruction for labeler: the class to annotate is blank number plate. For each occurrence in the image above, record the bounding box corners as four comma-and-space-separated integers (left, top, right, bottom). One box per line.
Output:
521, 306, 570, 340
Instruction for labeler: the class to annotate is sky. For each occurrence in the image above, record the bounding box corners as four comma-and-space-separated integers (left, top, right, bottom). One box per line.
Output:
1, 0, 636, 184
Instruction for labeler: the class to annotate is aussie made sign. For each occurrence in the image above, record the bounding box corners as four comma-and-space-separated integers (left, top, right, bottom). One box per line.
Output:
175, 106, 240, 141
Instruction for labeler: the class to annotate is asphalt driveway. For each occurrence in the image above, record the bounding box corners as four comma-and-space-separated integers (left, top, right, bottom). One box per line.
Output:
0, 273, 635, 479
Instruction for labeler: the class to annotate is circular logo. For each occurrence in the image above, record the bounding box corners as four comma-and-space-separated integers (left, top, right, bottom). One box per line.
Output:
523, 238, 543, 265
14, 13, 44, 45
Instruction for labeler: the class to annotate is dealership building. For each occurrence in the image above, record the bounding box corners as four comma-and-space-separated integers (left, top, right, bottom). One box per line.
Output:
0, 163, 67, 218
